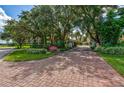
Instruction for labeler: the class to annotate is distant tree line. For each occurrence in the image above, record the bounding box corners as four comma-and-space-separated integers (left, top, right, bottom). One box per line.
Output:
1, 5, 124, 48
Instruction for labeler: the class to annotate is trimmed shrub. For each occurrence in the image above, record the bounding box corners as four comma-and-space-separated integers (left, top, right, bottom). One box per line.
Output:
95, 46, 124, 55
26, 49, 47, 54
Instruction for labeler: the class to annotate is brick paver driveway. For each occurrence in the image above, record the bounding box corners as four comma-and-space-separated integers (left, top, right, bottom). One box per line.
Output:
0, 47, 124, 87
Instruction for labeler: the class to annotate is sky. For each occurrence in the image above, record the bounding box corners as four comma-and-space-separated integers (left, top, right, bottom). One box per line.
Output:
0, 5, 33, 43
0, 5, 33, 30
0, 5, 33, 20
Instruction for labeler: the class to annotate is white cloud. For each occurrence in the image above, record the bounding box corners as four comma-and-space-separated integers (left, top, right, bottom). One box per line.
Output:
0, 7, 11, 20
0, 7, 11, 30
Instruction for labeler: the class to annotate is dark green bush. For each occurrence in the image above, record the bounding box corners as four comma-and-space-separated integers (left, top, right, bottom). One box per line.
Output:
118, 40, 124, 47
95, 46, 124, 55
56, 40, 65, 48
98, 10, 121, 46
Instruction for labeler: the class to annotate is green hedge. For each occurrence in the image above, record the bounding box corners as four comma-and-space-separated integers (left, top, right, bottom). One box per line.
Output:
95, 46, 124, 55
26, 49, 47, 54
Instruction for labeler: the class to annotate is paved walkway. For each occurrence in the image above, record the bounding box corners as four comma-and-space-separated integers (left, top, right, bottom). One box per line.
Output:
0, 47, 124, 87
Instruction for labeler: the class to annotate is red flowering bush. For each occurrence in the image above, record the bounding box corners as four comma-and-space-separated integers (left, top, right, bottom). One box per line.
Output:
48, 46, 58, 52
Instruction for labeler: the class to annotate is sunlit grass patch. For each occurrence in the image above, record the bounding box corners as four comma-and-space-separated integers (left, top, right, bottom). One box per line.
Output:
4, 49, 54, 62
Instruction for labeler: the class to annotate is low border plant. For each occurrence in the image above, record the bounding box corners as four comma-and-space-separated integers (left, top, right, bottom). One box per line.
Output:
95, 46, 124, 55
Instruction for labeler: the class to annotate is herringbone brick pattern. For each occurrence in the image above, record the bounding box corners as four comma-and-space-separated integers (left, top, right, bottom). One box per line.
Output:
0, 47, 124, 87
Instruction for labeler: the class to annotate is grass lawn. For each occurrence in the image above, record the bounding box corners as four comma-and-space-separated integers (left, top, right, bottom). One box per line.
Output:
99, 53, 124, 76
4, 49, 55, 62
0, 45, 15, 49
0, 45, 30, 49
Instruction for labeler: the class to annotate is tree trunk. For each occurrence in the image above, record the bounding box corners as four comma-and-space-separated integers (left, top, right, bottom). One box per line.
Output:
19, 43, 22, 48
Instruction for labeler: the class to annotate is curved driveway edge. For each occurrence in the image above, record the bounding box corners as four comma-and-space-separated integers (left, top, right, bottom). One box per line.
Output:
0, 48, 14, 60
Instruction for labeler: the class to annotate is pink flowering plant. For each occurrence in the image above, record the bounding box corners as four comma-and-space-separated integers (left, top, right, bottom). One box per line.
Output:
48, 45, 58, 52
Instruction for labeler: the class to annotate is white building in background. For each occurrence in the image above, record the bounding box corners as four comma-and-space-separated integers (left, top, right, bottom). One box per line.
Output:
0, 7, 12, 44
0, 39, 13, 44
